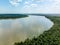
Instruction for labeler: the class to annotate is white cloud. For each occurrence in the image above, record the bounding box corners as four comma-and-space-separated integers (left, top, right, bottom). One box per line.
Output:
20, 0, 60, 14
35, 0, 46, 2
31, 4, 37, 7
21, 3, 38, 13
0, 0, 60, 13
9, 1, 19, 6
9, 0, 22, 6
32, 0, 49, 3
24, 1, 30, 5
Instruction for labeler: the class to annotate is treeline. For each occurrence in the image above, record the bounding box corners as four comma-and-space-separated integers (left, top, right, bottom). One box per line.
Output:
0, 14, 28, 19
14, 16, 60, 45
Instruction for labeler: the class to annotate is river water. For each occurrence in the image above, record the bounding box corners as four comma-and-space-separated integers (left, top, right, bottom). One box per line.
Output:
0, 15, 54, 45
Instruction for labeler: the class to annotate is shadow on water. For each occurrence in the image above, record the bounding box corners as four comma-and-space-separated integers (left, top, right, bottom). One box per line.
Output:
0, 14, 28, 19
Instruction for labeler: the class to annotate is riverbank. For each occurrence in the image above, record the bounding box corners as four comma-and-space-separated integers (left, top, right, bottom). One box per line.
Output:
14, 16, 60, 45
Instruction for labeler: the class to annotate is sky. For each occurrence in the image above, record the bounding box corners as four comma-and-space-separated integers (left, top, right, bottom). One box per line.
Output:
0, 0, 60, 14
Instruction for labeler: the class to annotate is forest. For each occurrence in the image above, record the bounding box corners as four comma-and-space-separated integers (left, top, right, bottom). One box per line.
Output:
14, 16, 60, 45
0, 14, 28, 19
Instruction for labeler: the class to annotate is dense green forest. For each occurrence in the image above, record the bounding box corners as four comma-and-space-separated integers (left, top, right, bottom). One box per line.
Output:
0, 14, 28, 19
14, 16, 60, 45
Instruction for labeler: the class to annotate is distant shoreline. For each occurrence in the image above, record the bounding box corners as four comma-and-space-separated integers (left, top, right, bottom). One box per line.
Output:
0, 14, 59, 19
0, 14, 60, 16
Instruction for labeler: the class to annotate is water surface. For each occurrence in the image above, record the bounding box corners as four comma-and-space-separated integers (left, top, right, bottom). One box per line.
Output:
0, 15, 54, 45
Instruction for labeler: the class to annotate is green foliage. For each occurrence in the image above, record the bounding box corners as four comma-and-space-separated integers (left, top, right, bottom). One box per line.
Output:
0, 14, 28, 19
14, 16, 60, 45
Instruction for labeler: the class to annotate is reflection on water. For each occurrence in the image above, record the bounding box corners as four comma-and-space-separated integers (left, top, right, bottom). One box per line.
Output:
0, 15, 54, 45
